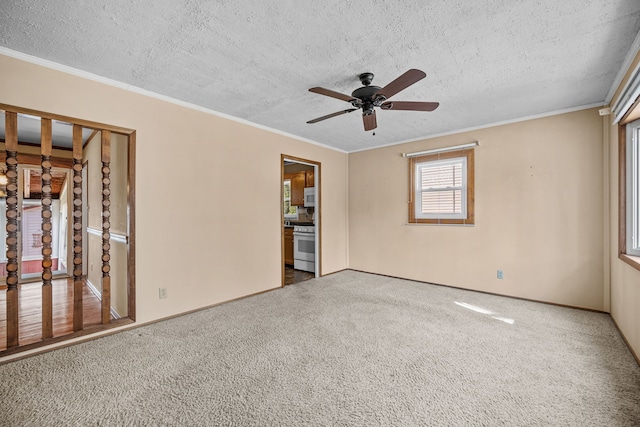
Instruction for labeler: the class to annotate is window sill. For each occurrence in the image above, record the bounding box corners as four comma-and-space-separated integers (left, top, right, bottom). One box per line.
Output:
406, 223, 475, 227
619, 253, 640, 272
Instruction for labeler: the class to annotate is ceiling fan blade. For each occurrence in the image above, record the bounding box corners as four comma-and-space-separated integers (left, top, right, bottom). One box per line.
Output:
309, 87, 360, 103
380, 101, 439, 111
307, 108, 358, 124
362, 110, 377, 131
375, 69, 426, 100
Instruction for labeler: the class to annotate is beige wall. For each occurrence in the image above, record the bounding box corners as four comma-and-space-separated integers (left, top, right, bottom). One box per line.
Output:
349, 108, 605, 310
608, 50, 640, 360
0, 53, 348, 324
84, 131, 129, 317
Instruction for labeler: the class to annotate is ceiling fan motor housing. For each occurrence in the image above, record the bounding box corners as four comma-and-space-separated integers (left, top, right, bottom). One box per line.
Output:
351, 85, 385, 110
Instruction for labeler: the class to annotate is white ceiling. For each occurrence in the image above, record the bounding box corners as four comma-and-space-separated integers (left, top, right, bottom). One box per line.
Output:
1, 1, 640, 152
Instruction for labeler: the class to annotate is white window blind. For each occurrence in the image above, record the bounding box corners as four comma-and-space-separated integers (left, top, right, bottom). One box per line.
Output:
415, 157, 467, 219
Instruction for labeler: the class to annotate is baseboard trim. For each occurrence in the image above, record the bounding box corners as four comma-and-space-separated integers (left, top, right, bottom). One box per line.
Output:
0, 284, 283, 364
319, 268, 349, 278
86, 279, 121, 320
611, 316, 640, 367
347, 269, 607, 313
5, 272, 631, 366
347, 268, 640, 366
85, 278, 100, 298
137, 285, 283, 328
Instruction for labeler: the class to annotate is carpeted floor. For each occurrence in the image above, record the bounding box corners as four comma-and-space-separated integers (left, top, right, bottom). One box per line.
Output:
1, 270, 639, 426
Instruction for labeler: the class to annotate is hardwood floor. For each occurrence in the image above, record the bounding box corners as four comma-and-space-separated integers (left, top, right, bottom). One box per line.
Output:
0, 278, 102, 351
284, 265, 315, 286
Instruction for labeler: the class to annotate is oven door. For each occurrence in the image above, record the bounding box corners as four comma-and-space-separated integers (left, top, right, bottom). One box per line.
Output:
293, 232, 315, 262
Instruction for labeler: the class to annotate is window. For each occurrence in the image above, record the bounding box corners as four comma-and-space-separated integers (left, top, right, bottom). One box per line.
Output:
408, 148, 474, 224
626, 119, 640, 257
283, 179, 298, 219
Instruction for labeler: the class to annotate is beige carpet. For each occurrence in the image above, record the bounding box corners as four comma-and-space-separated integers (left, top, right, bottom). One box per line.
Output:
1, 270, 639, 426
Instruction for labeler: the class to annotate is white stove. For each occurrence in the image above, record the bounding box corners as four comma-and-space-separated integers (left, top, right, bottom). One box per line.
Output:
293, 225, 315, 273
293, 225, 315, 234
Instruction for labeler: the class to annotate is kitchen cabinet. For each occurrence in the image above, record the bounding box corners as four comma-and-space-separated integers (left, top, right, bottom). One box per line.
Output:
285, 172, 306, 206
284, 227, 294, 265
305, 170, 314, 188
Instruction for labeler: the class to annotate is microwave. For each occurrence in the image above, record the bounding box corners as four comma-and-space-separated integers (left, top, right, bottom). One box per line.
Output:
303, 187, 315, 207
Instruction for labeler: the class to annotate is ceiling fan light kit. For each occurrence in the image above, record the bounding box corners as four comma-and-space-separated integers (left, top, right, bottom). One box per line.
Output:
307, 69, 439, 132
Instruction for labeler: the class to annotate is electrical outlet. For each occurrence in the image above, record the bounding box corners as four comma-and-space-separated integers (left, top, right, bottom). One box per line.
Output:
159, 288, 168, 299
497, 270, 504, 280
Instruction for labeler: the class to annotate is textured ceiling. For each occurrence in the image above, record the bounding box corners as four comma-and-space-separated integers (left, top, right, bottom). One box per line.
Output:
1, 1, 640, 152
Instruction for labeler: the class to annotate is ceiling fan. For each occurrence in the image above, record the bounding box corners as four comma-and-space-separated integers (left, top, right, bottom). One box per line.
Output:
307, 69, 439, 131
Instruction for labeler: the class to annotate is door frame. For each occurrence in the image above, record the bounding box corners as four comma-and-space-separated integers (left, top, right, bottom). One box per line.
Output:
281, 154, 321, 286
16, 164, 72, 283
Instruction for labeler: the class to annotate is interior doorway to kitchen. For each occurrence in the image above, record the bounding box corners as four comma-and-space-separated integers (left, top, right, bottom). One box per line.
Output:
281, 155, 320, 286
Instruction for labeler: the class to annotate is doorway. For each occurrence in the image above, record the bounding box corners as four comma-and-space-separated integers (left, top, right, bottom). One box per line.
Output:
281, 155, 320, 286
17, 166, 70, 281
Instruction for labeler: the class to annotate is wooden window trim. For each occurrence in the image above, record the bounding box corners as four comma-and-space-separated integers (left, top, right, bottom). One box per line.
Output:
620, 253, 640, 270
408, 148, 475, 225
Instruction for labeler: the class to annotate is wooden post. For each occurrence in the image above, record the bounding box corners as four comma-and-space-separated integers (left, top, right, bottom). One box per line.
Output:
41, 118, 53, 339
101, 130, 111, 324
5, 112, 19, 348
72, 125, 83, 331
